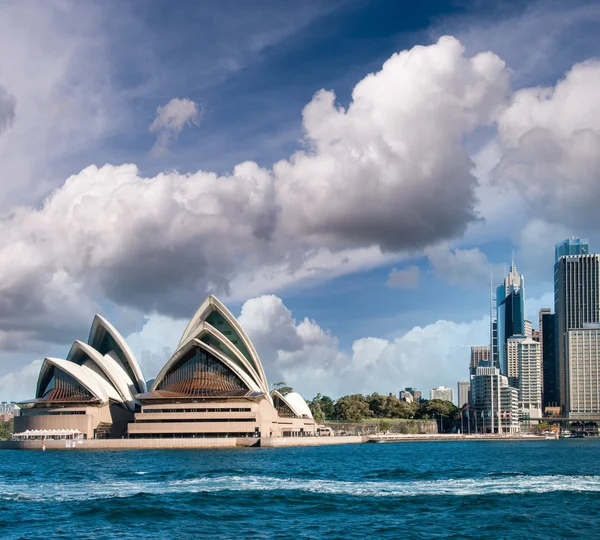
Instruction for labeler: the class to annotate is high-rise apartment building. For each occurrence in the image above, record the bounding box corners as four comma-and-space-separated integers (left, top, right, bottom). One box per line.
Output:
470, 345, 490, 376
524, 320, 533, 337
566, 325, 600, 417
516, 337, 542, 421
457, 381, 470, 408
497, 263, 525, 381
430, 386, 454, 403
470, 365, 519, 434
539, 308, 558, 408
505, 336, 522, 387
554, 238, 599, 414
402, 387, 422, 402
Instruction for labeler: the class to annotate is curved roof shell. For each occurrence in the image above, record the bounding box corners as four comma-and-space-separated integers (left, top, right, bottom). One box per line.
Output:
36, 357, 116, 403
67, 340, 137, 411
176, 295, 268, 392
88, 314, 147, 393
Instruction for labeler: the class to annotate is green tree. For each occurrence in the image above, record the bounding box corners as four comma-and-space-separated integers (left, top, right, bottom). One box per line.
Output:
415, 400, 460, 432
366, 393, 389, 418
378, 419, 392, 433
308, 400, 326, 422
272, 381, 293, 396
334, 394, 372, 422
0, 419, 13, 440
385, 396, 417, 419
309, 393, 335, 419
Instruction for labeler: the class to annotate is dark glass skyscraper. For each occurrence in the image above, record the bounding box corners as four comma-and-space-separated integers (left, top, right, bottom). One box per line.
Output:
539, 308, 558, 408
497, 263, 525, 384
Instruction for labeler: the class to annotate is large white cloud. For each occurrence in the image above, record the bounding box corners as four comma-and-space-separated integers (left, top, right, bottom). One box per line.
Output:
237, 295, 488, 399
275, 36, 508, 249
495, 60, 600, 229
0, 36, 511, 346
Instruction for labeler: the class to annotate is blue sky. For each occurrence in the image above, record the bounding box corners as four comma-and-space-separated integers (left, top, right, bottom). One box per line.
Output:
0, 0, 599, 401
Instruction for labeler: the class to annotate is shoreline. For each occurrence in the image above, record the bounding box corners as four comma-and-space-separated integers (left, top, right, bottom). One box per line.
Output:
0, 433, 566, 450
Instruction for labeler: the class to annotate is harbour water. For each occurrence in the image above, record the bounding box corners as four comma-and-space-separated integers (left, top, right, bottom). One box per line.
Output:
1, 440, 600, 539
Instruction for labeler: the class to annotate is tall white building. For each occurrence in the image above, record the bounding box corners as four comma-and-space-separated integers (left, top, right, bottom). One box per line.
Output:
517, 338, 542, 421
470, 366, 519, 434
457, 381, 470, 408
430, 386, 454, 403
524, 320, 533, 337
506, 335, 542, 422
506, 336, 522, 387
567, 325, 600, 417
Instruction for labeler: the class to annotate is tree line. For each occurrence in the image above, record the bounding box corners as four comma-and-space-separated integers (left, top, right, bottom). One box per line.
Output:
307, 392, 460, 425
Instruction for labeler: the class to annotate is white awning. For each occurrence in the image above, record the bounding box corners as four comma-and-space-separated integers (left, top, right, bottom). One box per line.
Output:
13, 429, 83, 438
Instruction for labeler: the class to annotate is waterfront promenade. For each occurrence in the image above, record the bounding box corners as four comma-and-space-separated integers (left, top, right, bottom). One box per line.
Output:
0, 432, 556, 450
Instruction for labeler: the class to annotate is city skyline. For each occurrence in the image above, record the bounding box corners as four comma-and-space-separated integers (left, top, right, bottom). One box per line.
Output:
1, 0, 600, 403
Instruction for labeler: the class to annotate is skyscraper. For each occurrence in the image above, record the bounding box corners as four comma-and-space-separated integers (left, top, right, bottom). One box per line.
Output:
457, 381, 470, 408
470, 345, 490, 376
554, 238, 599, 414
497, 262, 525, 382
539, 308, 558, 409
516, 337, 542, 421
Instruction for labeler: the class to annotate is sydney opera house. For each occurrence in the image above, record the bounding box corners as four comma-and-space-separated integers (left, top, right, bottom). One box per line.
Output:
16, 296, 316, 440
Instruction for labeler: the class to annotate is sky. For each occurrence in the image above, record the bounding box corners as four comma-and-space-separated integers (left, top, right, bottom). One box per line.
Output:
0, 0, 599, 402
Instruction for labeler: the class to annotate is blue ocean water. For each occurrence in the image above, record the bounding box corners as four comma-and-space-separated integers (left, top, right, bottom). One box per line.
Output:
1, 440, 600, 539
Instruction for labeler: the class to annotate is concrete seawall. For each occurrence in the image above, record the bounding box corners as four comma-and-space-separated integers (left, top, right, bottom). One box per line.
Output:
0, 438, 241, 450
261, 436, 365, 447
0, 433, 554, 450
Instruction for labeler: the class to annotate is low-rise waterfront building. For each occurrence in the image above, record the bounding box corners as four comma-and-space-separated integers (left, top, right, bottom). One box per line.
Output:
17, 295, 316, 439
470, 366, 519, 434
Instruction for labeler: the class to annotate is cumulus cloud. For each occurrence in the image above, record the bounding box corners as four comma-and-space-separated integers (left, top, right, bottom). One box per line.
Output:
0, 36, 513, 345
150, 97, 200, 154
386, 266, 420, 289
0, 86, 16, 133
239, 295, 488, 398
494, 60, 600, 230
425, 242, 492, 288
275, 36, 508, 250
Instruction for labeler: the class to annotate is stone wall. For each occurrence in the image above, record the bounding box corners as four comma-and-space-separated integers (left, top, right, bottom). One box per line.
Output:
323, 420, 437, 436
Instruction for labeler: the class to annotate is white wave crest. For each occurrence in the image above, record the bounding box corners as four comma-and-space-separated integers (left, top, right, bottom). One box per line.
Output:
2, 474, 599, 502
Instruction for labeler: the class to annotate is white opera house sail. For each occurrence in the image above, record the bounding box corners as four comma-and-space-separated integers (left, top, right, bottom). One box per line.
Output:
18, 295, 316, 440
